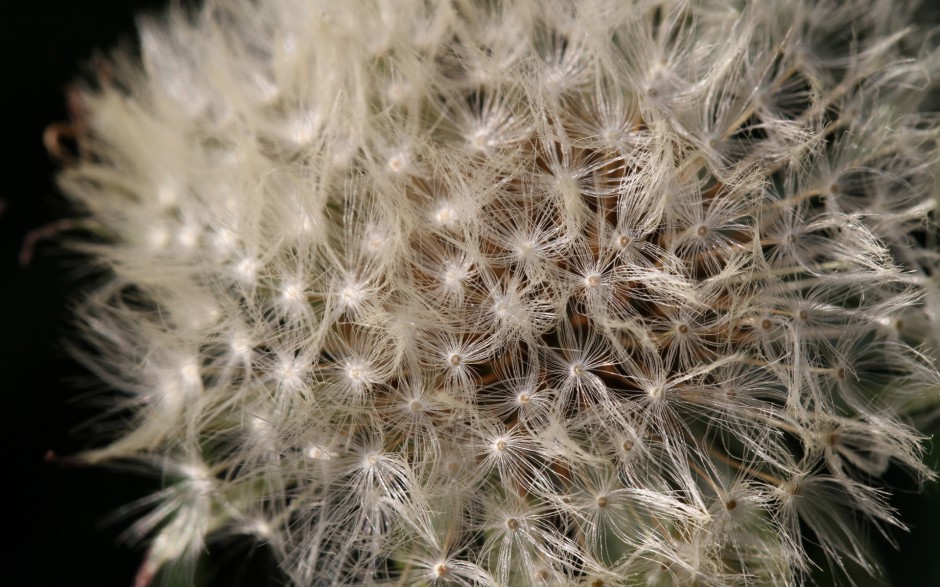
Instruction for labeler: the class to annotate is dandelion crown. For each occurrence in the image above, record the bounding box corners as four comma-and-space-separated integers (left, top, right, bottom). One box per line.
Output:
57, 0, 940, 585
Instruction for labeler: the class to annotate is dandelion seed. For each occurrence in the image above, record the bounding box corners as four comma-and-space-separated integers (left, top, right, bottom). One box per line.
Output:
434, 203, 459, 228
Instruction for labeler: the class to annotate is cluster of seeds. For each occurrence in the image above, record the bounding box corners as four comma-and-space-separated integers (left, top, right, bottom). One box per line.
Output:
59, 0, 940, 585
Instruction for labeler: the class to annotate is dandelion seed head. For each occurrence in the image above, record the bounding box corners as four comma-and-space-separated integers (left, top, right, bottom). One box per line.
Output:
57, 0, 940, 585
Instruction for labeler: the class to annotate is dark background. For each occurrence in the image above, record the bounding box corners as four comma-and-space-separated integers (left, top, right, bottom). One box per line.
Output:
4, 1, 940, 586
7, 2, 174, 586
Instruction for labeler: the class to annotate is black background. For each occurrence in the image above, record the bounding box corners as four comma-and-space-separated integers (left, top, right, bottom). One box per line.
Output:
8, 2, 176, 586
5, 1, 940, 586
